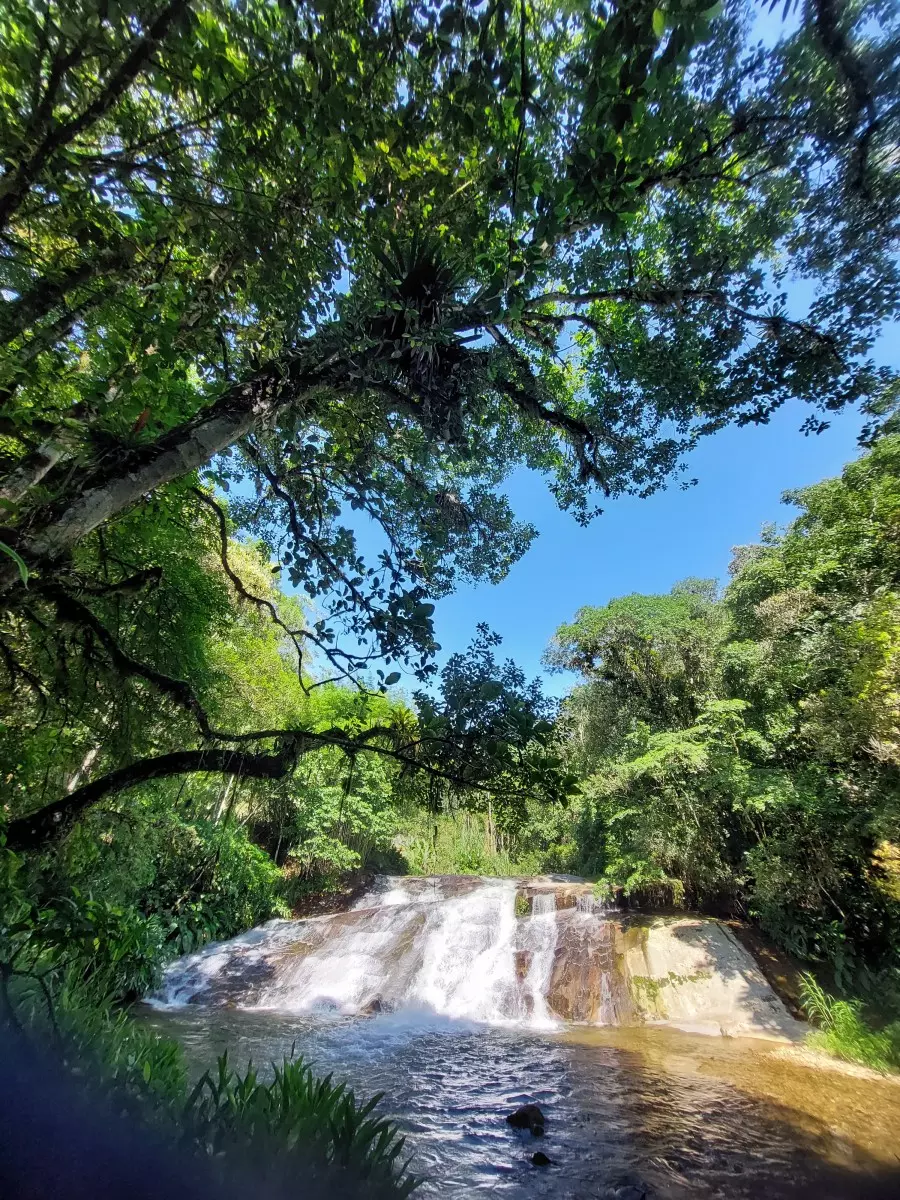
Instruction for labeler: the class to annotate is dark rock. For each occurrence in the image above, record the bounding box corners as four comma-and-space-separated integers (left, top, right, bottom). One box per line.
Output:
506, 1104, 546, 1136
359, 996, 385, 1015
613, 1187, 646, 1200
531, 1152, 553, 1166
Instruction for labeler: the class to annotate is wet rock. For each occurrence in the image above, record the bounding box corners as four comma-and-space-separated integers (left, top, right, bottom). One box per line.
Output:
546, 911, 634, 1024
531, 1151, 553, 1166
513, 950, 533, 980
612, 1187, 646, 1200
506, 1104, 545, 1136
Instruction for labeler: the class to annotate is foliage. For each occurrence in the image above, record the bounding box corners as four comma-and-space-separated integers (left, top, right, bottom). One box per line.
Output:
550, 438, 900, 983
395, 807, 519, 877
1, 837, 167, 1009
800, 973, 900, 1075
274, 752, 404, 881
182, 1053, 418, 1197
0, 0, 898, 837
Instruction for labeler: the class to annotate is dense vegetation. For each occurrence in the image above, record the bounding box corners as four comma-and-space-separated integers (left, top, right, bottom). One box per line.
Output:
543, 437, 900, 993
0, 0, 899, 1178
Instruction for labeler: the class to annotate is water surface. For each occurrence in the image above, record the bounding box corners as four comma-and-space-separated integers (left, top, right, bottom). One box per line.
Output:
143, 1006, 900, 1199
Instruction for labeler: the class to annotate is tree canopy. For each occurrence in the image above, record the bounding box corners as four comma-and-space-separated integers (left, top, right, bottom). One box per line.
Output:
1, 0, 898, 836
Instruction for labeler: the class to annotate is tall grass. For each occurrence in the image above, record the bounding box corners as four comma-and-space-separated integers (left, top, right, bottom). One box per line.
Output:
799, 973, 900, 1074
395, 809, 521, 876
184, 1053, 418, 1197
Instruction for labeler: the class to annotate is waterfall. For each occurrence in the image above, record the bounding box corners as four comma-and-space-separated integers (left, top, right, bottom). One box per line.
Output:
150, 875, 803, 1039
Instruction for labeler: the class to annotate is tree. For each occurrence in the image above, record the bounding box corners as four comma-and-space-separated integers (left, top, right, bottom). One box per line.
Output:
1, 0, 898, 835
545, 579, 725, 733
551, 437, 900, 977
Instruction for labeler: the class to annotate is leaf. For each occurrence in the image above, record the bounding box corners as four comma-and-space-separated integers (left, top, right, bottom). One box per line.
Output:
652, 8, 666, 36
478, 681, 503, 701
384, 671, 401, 686
0, 540, 28, 585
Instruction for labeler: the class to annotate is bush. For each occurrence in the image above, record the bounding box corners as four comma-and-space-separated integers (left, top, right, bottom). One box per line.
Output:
800, 973, 900, 1074
61, 803, 289, 957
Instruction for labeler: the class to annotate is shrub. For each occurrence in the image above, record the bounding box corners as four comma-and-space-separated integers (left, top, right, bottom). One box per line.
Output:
800, 973, 900, 1074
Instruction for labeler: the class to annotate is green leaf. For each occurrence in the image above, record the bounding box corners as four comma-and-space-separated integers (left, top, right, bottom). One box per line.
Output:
0, 540, 28, 585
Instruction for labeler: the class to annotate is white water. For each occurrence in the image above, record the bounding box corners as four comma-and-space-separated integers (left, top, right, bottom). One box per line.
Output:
151, 875, 802, 1039
152, 876, 592, 1027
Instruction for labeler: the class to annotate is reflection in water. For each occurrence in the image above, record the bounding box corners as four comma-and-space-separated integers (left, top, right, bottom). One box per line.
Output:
141, 1007, 900, 1199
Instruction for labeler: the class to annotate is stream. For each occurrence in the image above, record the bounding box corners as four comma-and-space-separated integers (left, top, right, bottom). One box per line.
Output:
143, 875, 900, 1198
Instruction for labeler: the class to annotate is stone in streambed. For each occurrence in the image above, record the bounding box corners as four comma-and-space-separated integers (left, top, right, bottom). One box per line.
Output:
359, 996, 389, 1015
506, 1104, 546, 1136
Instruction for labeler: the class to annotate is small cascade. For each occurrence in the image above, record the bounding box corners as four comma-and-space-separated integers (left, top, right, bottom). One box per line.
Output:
150, 875, 802, 1039
518, 891, 558, 1025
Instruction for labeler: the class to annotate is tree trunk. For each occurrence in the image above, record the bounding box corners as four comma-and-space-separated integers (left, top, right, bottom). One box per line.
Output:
3, 353, 330, 586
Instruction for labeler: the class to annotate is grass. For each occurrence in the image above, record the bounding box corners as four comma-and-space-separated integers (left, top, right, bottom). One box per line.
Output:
799, 973, 900, 1075
393, 809, 522, 877
10, 973, 418, 1196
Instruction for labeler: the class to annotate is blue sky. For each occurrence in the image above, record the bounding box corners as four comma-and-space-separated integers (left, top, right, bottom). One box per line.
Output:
430, 401, 870, 698
419, 306, 897, 697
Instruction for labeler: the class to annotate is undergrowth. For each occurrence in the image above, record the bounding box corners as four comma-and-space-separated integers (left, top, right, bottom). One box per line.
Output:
799, 973, 900, 1075
8, 979, 418, 1197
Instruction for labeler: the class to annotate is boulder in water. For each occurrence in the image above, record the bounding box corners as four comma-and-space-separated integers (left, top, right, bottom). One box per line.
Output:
531, 1151, 553, 1166
359, 996, 388, 1015
506, 1103, 545, 1135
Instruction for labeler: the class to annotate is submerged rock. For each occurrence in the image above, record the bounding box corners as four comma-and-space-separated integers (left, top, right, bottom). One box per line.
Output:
531, 1151, 553, 1166
506, 1103, 545, 1135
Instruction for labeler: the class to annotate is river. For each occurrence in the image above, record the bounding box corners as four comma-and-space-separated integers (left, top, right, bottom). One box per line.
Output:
143, 875, 900, 1198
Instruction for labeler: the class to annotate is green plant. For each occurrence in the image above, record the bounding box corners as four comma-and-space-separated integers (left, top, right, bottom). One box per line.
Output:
799, 973, 900, 1075
183, 1053, 418, 1197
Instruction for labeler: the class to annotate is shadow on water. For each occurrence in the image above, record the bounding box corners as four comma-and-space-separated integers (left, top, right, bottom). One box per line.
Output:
141, 1007, 900, 1199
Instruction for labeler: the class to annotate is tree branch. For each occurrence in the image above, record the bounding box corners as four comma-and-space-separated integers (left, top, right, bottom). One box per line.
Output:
0, 0, 190, 234
191, 485, 311, 686
4, 743, 305, 851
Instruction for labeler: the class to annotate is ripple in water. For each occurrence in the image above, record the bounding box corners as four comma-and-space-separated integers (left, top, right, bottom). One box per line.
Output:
141, 1008, 900, 1199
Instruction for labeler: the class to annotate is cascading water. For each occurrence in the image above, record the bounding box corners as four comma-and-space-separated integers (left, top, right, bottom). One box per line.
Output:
146, 879, 900, 1199
151, 875, 801, 1039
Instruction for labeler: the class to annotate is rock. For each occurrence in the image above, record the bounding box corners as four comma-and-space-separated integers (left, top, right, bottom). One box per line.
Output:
513, 950, 533, 980
359, 996, 385, 1015
531, 1152, 553, 1166
506, 1104, 546, 1136
613, 1187, 646, 1200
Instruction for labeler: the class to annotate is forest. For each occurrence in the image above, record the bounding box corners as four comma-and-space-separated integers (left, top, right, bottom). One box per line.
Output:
0, 0, 898, 1192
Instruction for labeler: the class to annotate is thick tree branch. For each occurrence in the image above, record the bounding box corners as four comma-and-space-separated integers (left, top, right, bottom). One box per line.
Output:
6, 350, 337, 577
5, 743, 304, 851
